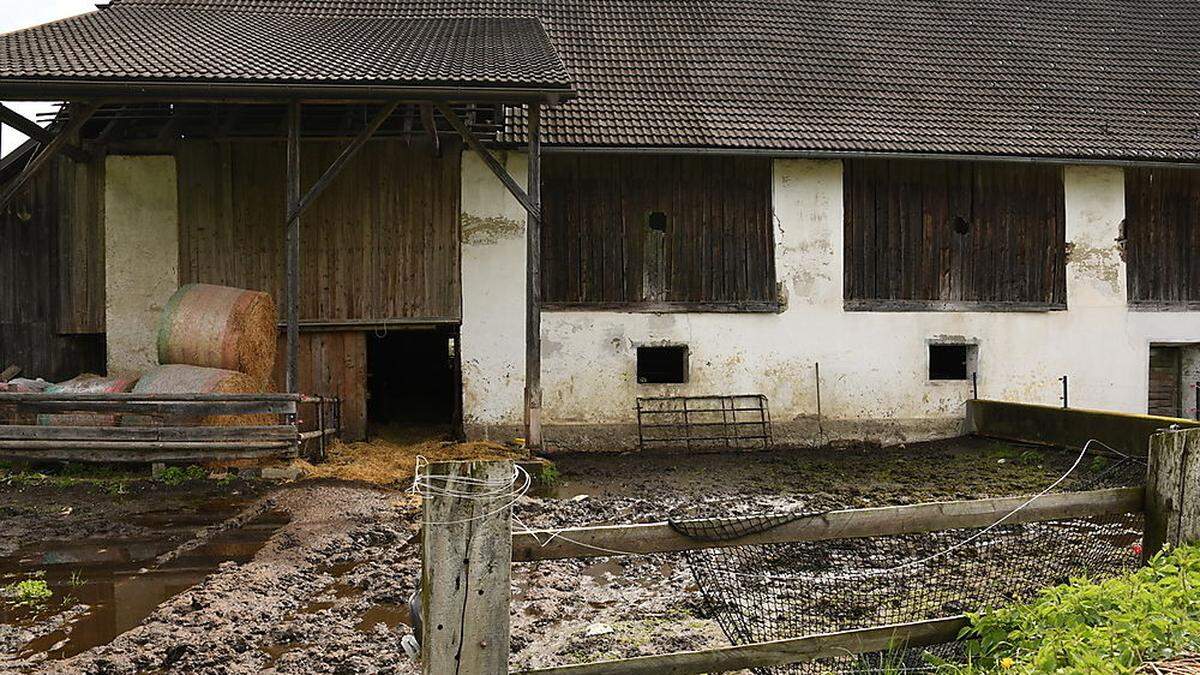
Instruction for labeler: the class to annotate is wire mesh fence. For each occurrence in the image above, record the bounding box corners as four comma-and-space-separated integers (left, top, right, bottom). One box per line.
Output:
674, 456, 1146, 673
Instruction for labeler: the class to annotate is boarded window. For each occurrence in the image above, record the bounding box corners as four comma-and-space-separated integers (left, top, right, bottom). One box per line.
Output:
1125, 168, 1200, 308
844, 159, 1066, 310
541, 154, 776, 309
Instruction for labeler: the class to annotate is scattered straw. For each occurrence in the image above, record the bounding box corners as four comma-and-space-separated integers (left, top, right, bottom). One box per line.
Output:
1139, 657, 1200, 674
292, 426, 527, 487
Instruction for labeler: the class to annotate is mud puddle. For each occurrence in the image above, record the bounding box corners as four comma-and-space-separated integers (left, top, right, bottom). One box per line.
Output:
1, 507, 288, 660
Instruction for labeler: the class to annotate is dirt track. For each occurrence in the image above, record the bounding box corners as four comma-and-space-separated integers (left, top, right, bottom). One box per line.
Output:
0, 437, 1136, 673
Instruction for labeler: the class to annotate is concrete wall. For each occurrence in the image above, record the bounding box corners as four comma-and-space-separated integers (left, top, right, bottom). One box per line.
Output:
104, 155, 179, 376
460, 155, 1200, 449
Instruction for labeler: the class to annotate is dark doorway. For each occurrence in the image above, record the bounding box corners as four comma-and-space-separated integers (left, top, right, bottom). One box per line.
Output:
367, 327, 461, 434
1149, 346, 1182, 418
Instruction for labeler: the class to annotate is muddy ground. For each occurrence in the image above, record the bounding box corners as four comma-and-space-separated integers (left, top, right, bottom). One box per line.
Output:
0, 437, 1140, 673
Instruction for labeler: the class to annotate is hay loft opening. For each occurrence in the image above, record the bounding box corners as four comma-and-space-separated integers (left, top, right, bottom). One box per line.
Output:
929, 343, 976, 381
637, 344, 688, 384
367, 327, 458, 430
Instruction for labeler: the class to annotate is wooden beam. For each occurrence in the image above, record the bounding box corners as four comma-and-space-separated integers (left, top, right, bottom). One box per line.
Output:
525, 103, 543, 450
0, 425, 297, 441
419, 103, 440, 156
422, 461, 513, 674
0, 446, 297, 464
0, 103, 99, 212
285, 101, 301, 394
512, 486, 1145, 562
285, 100, 400, 226
519, 615, 969, 675
0, 103, 91, 163
433, 101, 541, 220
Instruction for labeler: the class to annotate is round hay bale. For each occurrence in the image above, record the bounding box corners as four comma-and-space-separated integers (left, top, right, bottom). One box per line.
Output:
38, 373, 139, 427
157, 284, 277, 385
131, 364, 272, 426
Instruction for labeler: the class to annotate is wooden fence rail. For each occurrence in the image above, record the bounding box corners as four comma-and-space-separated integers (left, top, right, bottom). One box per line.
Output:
0, 392, 339, 462
519, 615, 969, 675
513, 486, 1144, 562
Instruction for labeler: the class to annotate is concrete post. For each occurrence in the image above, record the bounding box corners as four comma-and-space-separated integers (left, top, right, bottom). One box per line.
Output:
1144, 427, 1200, 561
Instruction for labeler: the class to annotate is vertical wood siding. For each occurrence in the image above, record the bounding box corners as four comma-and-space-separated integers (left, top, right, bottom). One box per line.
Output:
541, 154, 776, 307
55, 157, 106, 334
177, 138, 462, 322
0, 157, 105, 380
844, 159, 1066, 309
1126, 167, 1200, 308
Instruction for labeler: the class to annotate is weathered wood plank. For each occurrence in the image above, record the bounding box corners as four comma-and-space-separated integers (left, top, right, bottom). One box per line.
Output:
519, 615, 968, 675
422, 461, 513, 675
0, 447, 297, 464
0, 425, 296, 441
1, 400, 296, 415
513, 487, 1144, 562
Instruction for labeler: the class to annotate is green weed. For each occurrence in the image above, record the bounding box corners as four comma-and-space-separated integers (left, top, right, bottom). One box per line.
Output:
3, 578, 53, 607
538, 464, 561, 487
945, 543, 1200, 673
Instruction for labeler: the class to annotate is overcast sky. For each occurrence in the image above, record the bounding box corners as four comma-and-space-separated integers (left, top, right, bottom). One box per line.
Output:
1, 1, 97, 155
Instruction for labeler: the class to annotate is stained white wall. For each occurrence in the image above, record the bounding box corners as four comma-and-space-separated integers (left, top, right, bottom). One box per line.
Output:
460, 151, 529, 434
460, 155, 1200, 446
104, 155, 179, 376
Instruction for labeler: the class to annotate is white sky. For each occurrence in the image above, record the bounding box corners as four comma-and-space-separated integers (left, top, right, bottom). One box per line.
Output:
1, 1, 98, 155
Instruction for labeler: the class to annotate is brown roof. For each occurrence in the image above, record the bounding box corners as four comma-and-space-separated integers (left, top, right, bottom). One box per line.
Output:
0, 8, 572, 100
6, 0, 1200, 161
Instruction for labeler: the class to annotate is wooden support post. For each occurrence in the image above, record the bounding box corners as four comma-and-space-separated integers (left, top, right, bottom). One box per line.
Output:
434, 101, 541, 219
421, 460, 513, 675
525, 104, 543, 450
286, 100, 400, 226
0, 103, 91, 163
1144, 427, 1200, 561
285, 102, 302, 394
0, 102, 98, 213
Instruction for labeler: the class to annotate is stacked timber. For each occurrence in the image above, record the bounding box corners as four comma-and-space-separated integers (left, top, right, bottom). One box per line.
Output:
38, 374, 138, 427
157, 284, 278, 386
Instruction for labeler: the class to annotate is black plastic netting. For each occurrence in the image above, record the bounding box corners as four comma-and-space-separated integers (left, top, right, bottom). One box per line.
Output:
672, 457, 1146, 673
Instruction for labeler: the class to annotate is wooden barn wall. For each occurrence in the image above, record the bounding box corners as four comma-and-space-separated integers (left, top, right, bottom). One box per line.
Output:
844, 158, 1067, 309
0, 157, 105, 381
1125, 167, 1200, 308
176, 138, 462, 322
540, 154, 776, 308
271, 331, 367, 441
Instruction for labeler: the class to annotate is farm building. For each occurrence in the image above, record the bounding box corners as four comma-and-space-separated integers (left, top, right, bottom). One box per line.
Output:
1, 0, 1199, 451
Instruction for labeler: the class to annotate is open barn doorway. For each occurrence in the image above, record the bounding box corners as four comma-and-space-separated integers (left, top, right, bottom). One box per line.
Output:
366, 326, 462, 439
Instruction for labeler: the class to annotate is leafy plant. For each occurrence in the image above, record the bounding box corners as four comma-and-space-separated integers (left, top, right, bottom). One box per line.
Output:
538, 464, 561, 487
1090, 455, 1112, 473
3, 578, 53, 607
945, 544, 1200, 673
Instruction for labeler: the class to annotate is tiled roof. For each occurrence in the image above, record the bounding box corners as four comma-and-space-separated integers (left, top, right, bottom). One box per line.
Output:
0, 9, 571, 93
10, 0, 1200, 161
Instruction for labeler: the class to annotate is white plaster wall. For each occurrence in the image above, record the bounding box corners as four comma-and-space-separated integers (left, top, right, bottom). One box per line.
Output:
461, 156, 1200, 445
460, 151, 529, 431
104, 155, 179, 376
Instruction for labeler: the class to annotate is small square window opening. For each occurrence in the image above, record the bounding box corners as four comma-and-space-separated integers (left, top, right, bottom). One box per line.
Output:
638, 345, 688, 384
929, 343, 974, 381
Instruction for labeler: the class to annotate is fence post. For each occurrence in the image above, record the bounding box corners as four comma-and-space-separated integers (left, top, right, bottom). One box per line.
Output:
421, 460, 513, 675
1144, 428, 1200, 561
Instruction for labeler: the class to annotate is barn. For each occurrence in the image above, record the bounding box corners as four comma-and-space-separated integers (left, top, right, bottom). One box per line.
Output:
1, 0, 1199, 451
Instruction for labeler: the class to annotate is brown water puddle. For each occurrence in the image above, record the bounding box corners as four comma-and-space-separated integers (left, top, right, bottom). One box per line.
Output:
1, 507, 288, 660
